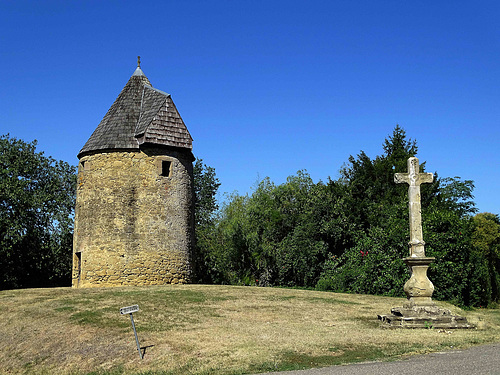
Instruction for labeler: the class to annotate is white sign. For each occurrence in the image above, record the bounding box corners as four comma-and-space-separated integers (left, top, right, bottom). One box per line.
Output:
120, 304, 139, 315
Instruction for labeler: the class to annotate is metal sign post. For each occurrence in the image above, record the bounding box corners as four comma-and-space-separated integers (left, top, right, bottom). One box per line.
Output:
120, 305, 142, 359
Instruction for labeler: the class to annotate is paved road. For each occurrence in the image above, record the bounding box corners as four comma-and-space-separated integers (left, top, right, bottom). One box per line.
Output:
254, 343, 500, 375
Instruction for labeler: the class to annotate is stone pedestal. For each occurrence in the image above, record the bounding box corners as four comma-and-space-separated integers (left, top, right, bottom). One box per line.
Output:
403, 257, 435, 307
378, 257, 474, 329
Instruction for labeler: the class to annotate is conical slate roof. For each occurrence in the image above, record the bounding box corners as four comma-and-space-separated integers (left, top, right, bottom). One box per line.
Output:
78, 65, 192, 158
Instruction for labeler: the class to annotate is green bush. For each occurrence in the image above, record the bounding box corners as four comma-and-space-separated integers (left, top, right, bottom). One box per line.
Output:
196, 126, 499, 307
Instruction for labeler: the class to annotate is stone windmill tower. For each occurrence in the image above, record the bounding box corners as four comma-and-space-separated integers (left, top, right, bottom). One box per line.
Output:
72, 59, 194, 287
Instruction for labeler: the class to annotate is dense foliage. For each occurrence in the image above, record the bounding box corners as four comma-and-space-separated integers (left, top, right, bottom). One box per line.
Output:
0, 135, 76, 289
195, 126, 499, 307
471, 212, 500, 305
193, 158, 222, 283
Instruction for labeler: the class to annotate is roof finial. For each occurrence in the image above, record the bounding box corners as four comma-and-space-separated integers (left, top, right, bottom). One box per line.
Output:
137, 56, 141, 68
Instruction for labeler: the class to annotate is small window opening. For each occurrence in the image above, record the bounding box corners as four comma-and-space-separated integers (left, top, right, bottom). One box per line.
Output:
80, 161, 90, 171
161, 160, 172, 177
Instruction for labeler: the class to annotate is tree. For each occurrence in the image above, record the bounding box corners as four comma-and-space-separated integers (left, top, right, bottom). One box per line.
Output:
338, 125, 417, 229
472, 212, 500, 305
192, 158, 221, 283
198, 171, 337, 287
0, 134, 76, 289
246, 171, 330, 287
424, 208, 482, 306
317, 126, 488, 306
193, 158, 221, 228
317, 127, 417, 295
196, 126, 496, 307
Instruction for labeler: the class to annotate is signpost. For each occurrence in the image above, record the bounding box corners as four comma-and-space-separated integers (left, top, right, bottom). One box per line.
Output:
120, 304, 142, 359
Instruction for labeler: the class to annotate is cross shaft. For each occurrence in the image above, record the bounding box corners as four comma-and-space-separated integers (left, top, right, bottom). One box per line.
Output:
395, 157, 433, 257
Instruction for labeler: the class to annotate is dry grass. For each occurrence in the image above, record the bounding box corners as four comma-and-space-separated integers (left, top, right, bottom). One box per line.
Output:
1, 285, 499, 375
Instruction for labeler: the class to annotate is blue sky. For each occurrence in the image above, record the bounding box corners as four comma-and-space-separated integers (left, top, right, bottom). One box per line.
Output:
1, 1, 499, 215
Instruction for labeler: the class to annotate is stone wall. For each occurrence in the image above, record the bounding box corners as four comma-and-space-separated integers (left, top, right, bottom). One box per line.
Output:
72, 147, 194, 287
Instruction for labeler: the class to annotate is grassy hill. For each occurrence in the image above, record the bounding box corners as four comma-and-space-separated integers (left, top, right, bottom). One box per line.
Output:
1, 285, 499, 375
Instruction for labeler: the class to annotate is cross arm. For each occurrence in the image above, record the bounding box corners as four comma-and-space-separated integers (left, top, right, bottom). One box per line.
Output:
394, 173, 409, 185
418, 172, 434, 185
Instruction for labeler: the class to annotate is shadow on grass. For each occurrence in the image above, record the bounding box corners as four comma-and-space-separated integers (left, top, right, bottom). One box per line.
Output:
141, 345, 155, 359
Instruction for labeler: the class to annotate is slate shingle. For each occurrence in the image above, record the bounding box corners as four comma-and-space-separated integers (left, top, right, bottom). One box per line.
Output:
78, 68, 192, 158
136, 86, 192, 150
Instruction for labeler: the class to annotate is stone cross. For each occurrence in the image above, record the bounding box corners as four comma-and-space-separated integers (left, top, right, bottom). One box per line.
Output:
394, 157, 433, 257
379, 155, 474, 324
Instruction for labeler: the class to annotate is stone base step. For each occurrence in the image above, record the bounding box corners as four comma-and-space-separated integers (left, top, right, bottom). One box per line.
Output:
378, 305, 475, 329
